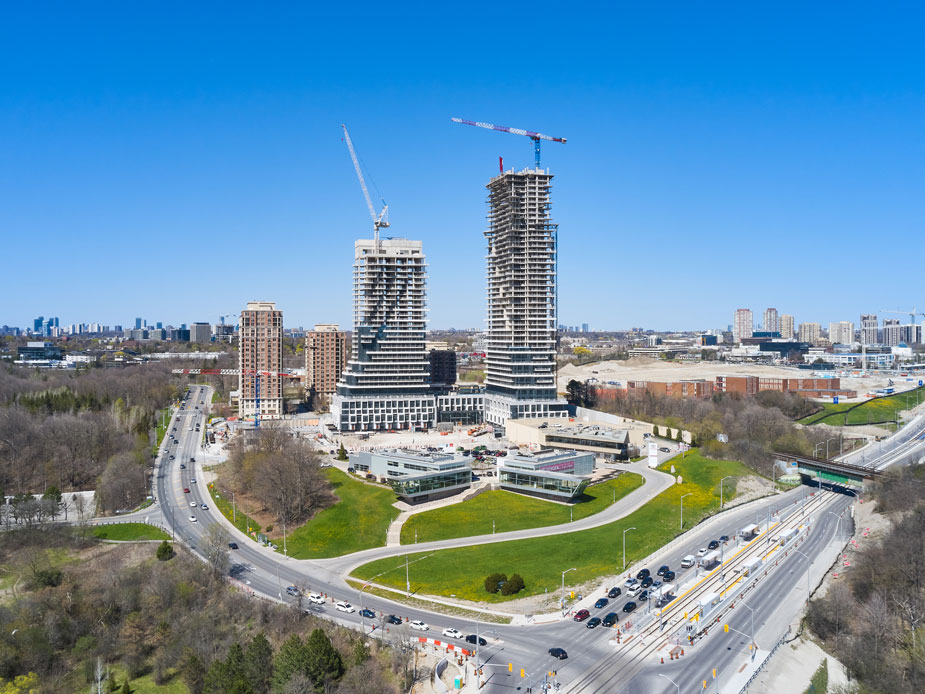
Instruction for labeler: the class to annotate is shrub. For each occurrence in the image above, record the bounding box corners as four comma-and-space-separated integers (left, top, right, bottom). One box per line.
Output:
32, 567, 63, 588
266, 524, 274, 532
501, 573, 525, 595
156, 540, 175, 561
483, 572, 507, 594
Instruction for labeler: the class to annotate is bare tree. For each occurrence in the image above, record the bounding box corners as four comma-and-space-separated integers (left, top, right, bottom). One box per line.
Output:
203, 522, 231, 578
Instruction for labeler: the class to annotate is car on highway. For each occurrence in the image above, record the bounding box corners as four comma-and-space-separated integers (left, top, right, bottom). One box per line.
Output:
638, 590, 649, 602
652, 580, 662, 589
607, 586, 622, 599
286, 586, 301, 597
183, 487, 190, 493
190, 478, 197, 484
308, 593, 325, 605
335, 601, 355, 613
656, 565, 669, 576
548, 648, 568, 660
573, 609, 590, 622
409, 620, 429, 631
465, 634, 487, 646
626, 584, 641, 597
659, 447, 670, 453
384, 615, 402, 625
190, 457, 195, 463
697, 548, 708, 557
636, 568, 650, 580
359, 608, 375, 619
602, 613, 619, 627
442, 628, 463, 639
708, 539, 720, 550
624, 577, 638, 588
622, 601, 637, 613
189, 515, 197, 522
169, 455, 175, 460
664, 570, 676, 582
179, 464, 186, 470
190, 501, 197, 507
200, 503, 208, 510
228, 542, 238, 550
681, 555, 695, 568
594, 598, 609, 609
640, 576, 653, 588
720, 535, 730, 543
586, 617, 602, 629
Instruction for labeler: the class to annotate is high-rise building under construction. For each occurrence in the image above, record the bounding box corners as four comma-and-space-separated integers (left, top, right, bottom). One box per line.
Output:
483, 167, 568, 430
331, 238, 435, 431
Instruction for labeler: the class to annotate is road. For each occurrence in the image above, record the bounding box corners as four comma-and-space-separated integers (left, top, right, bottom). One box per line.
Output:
144, 386, 862, 693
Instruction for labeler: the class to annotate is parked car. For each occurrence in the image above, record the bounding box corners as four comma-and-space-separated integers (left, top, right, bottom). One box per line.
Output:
602, 613, 619, 628
359, 608, 375, 619
573, 609, 590, 622
548, 648, 568, 660
607, 586, 622, 599
465, 635, 487, 646
347, 467, 355, 473
385, 614, 402, 625
594, 598, 609, 609
308, 593, 325, 605
442, 628, 463, 639
656, 565, 669, 576
228, 542, 239, 550
409, 620, 429, 631
623, 601, 638, 613
335, 601, 355, 613
586, 617, 602, 629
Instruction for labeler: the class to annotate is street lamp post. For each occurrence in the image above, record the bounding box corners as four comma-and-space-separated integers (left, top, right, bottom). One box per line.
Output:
794, 549, 812, 599
814, 442, 824, 458
658, 673, 680, 693
720, 476, 732, 510
826, 511, 842, 543
623, 527, 636, 572
740, 602, 757, 659
561, 567, 577, 613
680, 492, 692, 530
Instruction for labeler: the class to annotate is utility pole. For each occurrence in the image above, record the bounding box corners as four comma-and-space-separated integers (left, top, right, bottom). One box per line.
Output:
680, 492, 692, 530
623, 526, 636, 571
719, 476, 732, 510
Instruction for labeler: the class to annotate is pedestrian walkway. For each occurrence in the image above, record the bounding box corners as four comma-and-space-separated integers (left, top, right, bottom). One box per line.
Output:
384, 478, 494, 547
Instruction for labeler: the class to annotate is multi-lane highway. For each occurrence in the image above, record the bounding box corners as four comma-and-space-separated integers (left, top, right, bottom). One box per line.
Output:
147, 385, 865, 693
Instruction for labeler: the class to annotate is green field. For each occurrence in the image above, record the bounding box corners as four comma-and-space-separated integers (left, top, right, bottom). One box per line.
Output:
351, 451, 753, 602
210, 486, 263, 539
399, 473, 644, 545
92, 523, 171, 541
800, 385, 924, 426
284, 468, 400, 558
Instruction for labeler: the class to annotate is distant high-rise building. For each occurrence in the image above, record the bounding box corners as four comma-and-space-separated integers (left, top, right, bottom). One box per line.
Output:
305, 324, 348, 398
33, 316, 44, 333
880, 319, 916, 346
780, 314, 795, 340
239, 301, 284, 420
189, 322, 212, 344
860, 314, 879, 345
156, 322, 163, 330
134, 317, 142, 330
733, 309, 753, 344
828, 321, 855, 345
483, 167, 567, 430
798, 322, 822, 344
581, 323, 589, 333
332, 238, 434, 431
762, 308, 780, 334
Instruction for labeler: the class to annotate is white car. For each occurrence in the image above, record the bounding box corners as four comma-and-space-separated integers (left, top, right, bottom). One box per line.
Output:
189, 515, 197, 522
697, 548, 708, 557
200, 503, 208, 510
308, 593, 325, 605
442, 628, 463, 639
335, 601, 355, 613
409, 620, 429, 631
190, 501, 197, 507
626, 584, 641, 597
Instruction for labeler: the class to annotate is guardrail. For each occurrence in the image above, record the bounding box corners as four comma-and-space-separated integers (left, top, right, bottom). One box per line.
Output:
738, 626, 791, 694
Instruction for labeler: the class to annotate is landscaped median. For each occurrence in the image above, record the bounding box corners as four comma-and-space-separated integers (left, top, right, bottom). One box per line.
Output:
399, 473, 644, 544
350, 450, 754, 603
92, 523, 171, 541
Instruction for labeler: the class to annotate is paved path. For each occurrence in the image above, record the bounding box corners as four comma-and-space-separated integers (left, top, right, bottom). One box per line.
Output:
384, 478, 494, 546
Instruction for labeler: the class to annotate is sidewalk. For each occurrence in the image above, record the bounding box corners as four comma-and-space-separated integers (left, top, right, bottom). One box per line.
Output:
385, 478, 494, 547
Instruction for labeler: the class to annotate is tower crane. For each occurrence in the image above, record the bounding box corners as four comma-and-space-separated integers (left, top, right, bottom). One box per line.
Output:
341, 124, 389, 245
451, 117, 566, 169
880, 307, 925, 325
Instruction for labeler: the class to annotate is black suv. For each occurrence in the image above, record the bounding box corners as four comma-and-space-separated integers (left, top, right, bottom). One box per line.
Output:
465, 635, 487, 646
594, 598, 609, 609
548, 648, 568, 660
656, 565, 669, 576
607, 586, 622, 599
708, 539, 720, 550
663, 570, 676, 582
636, 568, 650, 580
623, 601, 638, 613
640, 576, 653, 588
385, 615, 402, 625
602, 612, 618, 627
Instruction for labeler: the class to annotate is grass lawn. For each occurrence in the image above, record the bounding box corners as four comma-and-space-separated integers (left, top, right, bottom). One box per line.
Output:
284, 468, 400, 559
209, 485, 263, 539
108, 665, 189, 694
399, 473, 644, 544
351, 450, 753, 602
800, 385, 925, 427
92, 523, 171, 541
211, 390, 221, 403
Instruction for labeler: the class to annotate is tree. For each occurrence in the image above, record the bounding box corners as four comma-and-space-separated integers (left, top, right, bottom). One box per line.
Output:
305, 628, 344, 689
245, 633, 274, 694
203, 522, 230, 578
119, 680, 134, 694
272, 635, 310, 693
351, 640, 369, 666
41, 486, 62, 520
156, 540, 175, 561
179, 648, 205, 694
501, 573, 525, 595
337, 443, 347, 462
484, 572, 507, 594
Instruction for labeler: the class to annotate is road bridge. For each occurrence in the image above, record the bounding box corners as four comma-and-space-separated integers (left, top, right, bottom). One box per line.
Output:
773, 452, 882, 486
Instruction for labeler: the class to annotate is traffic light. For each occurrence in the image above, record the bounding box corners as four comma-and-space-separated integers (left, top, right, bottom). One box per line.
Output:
724, 624, 729, 633
703, 681, 707, 689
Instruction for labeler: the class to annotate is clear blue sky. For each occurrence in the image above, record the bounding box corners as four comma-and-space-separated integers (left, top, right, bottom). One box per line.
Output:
3, 3, 924, 332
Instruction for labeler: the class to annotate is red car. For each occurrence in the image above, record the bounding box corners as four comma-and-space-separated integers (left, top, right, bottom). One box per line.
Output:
573, 609, 590, 622
183, 487, 190, 493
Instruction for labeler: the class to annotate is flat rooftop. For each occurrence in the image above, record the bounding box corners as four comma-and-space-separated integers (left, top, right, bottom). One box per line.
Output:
516, 419, 630, 443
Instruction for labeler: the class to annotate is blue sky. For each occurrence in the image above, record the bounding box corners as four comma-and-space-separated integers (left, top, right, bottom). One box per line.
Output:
2, 3, 924, 332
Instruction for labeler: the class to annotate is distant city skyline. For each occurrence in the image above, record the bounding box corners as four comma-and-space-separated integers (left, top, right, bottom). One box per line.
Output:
3, 6, 925, 331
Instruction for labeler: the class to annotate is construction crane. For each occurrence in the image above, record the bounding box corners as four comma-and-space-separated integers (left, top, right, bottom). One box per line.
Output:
218, 314, 236, 326
341, 124, 389, 245
881, 307, 925, 325
451, 117, 566, 169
